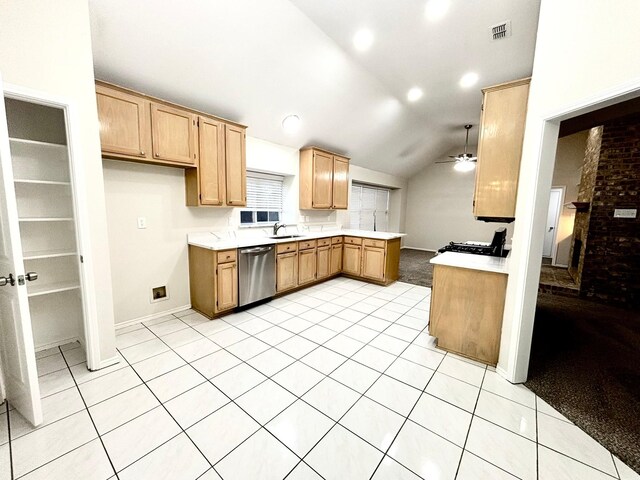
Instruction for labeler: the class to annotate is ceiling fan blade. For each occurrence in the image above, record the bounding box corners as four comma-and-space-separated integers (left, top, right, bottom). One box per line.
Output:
435, 160, 456, 164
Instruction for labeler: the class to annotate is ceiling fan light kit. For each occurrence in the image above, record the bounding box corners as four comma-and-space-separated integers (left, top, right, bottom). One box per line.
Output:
436, 124, 478, 171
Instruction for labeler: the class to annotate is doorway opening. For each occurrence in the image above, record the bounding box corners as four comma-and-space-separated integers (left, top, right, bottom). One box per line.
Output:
526, 100, 640, 472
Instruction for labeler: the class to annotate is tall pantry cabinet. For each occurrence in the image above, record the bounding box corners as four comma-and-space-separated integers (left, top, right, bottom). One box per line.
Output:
0, 87, 91, 425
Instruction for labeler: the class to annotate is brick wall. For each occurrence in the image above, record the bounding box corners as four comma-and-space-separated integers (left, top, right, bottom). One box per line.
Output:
580, 113, 640, 307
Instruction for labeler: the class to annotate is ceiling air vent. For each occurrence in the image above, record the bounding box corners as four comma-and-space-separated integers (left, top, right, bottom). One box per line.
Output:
491, 20, 512, 40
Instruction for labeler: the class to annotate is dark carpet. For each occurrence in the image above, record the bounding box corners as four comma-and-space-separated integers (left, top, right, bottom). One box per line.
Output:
526, 293, 640, 473
398, 249, 436, 287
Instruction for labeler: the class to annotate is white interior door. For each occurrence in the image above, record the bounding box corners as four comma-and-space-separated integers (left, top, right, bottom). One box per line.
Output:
0, 74, 43, 425
542, 188, 563, 258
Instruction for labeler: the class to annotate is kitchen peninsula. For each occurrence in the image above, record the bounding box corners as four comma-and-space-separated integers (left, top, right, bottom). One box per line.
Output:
428, 250, 509, 365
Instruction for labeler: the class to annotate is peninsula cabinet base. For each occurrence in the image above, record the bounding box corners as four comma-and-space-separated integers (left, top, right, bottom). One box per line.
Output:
429, 264, 507, 366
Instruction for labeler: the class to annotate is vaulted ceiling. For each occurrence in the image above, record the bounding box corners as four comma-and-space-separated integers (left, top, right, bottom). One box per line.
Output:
88, 0, 540, 177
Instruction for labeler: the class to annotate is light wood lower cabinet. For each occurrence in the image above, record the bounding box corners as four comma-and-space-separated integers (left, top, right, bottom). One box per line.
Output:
316, 245, 331, 280
276, 251, 298, 293
298, 248, 317, 285
429, 265, 507, 365
330, 243, 343, 275
188, 246, 238, 318
342, 244, 362, 276
361, 246, 385, 281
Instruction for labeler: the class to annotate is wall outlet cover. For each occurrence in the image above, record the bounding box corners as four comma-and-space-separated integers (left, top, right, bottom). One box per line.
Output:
150, 285, 169, 303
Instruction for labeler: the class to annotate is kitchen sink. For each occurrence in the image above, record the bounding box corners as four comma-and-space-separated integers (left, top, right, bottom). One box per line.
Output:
269, 235, 302, 239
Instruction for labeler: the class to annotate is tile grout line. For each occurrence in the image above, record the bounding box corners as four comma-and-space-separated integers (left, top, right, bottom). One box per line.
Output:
453, 365, 487, 479
367, 348, 449, 479
59, 345, 121, 480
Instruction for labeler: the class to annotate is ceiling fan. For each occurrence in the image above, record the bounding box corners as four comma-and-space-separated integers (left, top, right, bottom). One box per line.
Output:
436, 124, 477, 172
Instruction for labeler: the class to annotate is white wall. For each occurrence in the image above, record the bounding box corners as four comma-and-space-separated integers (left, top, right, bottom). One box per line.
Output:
404, 147, 515, 251
104, 136, 409, 325
0, 0, 117, 366
500, 0, 640, 382
550, 131, 588, 266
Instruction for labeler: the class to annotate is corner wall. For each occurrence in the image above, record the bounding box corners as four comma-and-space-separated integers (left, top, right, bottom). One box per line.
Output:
0, 0, 117, 365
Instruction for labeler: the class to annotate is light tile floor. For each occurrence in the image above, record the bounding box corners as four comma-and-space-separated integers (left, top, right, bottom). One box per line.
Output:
1, 278, 638, 480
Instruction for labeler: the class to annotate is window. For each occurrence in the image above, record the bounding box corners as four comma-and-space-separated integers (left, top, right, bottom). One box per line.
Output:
349, 183, 390, 231
240, 171, 284, 226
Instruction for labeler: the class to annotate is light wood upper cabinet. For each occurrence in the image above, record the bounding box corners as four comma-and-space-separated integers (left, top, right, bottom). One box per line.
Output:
195, 116, 225, 205
298, 248, 317, 285
474, 78, 530, 221
216, 261, 238, 312
332, 156, 349, 209
316, 245, 331, 280
342, 244, 361, 276
300, 147, 350, 210
362, 245, 385, 281
150, 102, 197, 166
225, 124, 247, 207
276, 252, 298, 293
95, 84, 151, 160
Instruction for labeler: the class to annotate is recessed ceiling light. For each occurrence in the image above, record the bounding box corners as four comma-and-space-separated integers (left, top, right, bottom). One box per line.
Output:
407, 87, 423, 102
459, 72, 479, 88
425, 0, 450, 21
282, 115, 301, 134
353, 29, 374, 51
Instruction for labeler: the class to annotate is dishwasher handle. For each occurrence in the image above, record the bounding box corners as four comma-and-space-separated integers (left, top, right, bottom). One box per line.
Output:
239, 246, 274, 254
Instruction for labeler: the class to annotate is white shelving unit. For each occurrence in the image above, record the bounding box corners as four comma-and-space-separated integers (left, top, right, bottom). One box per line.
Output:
7, 103, 84, 350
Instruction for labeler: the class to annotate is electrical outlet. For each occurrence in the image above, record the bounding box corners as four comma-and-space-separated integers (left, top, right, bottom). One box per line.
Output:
150, 285, 168, 303
137, 217, 147, 229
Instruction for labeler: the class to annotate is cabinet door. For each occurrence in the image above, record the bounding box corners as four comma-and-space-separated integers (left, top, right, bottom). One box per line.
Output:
150, 102, 197, 165
330, 244, 342, 275
474, 80, 530, 219
316, 246, 331, 280
332, 156, 349, 209
96, 85, 151, 159
362, 246, 385, 281
298, 248, 317, 285
216, 262, 237, 312
276, 252, 298, 292
225, 124, 246, 206
312, 150, 333, 209
342, 244, 361, 276
199, 117, 225, 205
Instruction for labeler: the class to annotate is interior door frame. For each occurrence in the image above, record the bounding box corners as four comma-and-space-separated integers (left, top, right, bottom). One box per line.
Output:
499, 78, 640, 383
3, 82, 101, 371
545, 186, 565, 264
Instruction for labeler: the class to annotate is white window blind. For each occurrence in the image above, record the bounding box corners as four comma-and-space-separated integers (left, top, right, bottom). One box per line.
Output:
349, 183, 390, 232
241, 171, 284, 225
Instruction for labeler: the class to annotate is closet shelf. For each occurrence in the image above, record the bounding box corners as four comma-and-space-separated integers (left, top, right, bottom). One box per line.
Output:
19, 217, 74, 222
23, 250, 77, 260
27, 281, 80, 298
14, 179, 71, 186
9, 137, 67, 149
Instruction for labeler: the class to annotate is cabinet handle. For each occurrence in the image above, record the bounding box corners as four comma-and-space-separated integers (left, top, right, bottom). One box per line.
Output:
140, 151, 145, 155
154, 153, 159, 157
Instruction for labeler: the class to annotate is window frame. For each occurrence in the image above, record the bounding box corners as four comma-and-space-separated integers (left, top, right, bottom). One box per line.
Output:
240, 171, 284, 227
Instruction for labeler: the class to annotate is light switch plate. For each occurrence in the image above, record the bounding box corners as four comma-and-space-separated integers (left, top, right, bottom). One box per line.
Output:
613, 208, 637, 219
137, 217, 147, 229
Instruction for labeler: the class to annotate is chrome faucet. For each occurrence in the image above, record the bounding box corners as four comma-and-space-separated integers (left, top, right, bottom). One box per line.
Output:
273, 222, 286, 236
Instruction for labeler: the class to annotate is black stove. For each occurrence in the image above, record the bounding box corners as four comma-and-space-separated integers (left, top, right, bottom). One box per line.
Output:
437, 227, 508, 258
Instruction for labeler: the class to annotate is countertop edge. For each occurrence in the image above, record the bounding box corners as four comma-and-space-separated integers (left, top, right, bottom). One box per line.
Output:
429, 251, 509, 274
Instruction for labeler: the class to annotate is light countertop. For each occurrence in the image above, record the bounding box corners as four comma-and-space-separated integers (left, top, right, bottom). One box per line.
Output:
429, 251, 510, 274
188, 229, 406, 251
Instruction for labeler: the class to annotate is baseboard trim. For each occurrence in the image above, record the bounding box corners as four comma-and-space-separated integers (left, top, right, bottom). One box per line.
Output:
35, 336, 80, 352
115, 304, 192, 331
401, 246, 437, 253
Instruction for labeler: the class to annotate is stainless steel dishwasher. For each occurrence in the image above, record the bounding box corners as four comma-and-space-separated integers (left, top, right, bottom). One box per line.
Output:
238, 244, 276, 307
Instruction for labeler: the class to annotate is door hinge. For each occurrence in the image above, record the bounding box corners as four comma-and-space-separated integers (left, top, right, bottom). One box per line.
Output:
80, 255, 84, 263
199, 193, 202, 200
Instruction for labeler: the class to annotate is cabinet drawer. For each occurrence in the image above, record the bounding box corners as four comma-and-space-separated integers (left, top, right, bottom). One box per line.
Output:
216, 249, 237, 264
343, 236, 362, 246
317, 237, 331, 247
363, 238, 386, 249
298, 239, 317, 250
331, 236, 343, 244
276, 242, 298, 254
